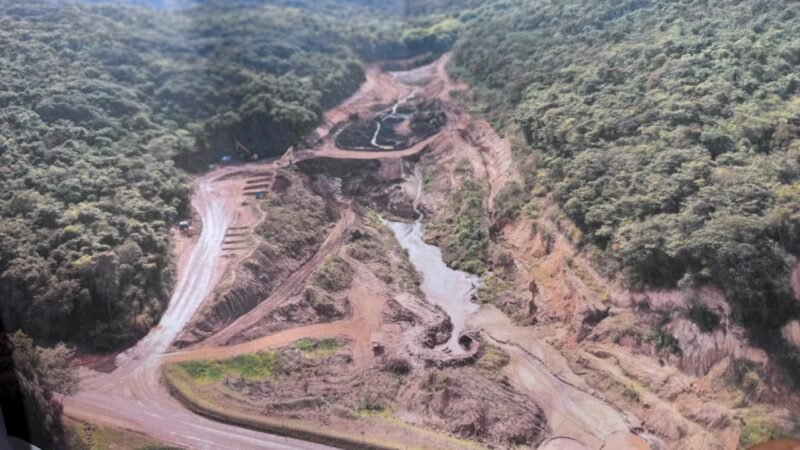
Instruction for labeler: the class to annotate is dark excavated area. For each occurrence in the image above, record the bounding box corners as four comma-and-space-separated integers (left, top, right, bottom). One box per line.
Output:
334, 99, 446, 151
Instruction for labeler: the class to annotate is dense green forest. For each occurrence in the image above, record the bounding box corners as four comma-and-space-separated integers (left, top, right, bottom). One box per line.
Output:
0, 0, 458, 352
451, 0, 800, 371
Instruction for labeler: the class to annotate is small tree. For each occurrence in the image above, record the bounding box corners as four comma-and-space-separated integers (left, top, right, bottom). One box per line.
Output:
1, 331, 78, 449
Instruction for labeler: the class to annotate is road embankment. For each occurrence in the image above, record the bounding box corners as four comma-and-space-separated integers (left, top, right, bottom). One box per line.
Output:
162, 364, 394, 450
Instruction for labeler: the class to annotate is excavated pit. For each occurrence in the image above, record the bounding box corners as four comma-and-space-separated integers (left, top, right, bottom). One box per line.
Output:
334, 99, 446, 151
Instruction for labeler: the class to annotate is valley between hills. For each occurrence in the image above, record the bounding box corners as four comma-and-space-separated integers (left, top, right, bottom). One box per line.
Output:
63, 55, 797, 450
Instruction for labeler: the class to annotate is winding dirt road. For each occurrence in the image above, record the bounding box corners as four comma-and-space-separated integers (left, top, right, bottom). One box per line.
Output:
169, 260, 387, 368
65, 170, 333, 450
63, 61, 437, 449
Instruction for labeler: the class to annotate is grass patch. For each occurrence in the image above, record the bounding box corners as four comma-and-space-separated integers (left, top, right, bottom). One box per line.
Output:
314, 255, 354, 292
427, 168, 489, 275
740, 418, 777, 448
476, 273, 514, 305
301, 286, 342, 317
477, 344, 510, 371
179, 351, 279, 382
65, 417, 179, 450
293, 338, 340, 357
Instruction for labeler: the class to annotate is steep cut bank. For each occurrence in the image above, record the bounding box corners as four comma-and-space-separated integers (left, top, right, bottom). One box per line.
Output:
174, 169, 340, 348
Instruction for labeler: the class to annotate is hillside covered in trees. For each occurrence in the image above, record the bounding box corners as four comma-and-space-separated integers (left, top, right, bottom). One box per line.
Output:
451, 0, 800, 374
0, 0, 460, 351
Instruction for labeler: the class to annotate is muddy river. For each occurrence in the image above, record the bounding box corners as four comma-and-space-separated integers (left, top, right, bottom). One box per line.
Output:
385, 218, 480, 354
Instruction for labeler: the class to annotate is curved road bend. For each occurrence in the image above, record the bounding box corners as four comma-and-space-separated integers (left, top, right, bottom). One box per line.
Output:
64, 171, 332, 450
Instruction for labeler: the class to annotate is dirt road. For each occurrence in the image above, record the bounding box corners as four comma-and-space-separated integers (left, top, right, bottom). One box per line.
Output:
201, 207, 357, 347
65, 171, 331, 450
169, 261, 387, 367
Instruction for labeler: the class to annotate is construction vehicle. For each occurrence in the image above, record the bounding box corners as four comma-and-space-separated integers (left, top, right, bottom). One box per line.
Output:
370, 332, 384, 356
178, 220, 195, 237
235, 139, 260, 161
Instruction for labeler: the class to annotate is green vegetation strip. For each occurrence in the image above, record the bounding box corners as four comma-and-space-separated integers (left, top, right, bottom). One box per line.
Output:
179, 351, 280, 382
294, 338, 340, 356
65, 417, 180, 450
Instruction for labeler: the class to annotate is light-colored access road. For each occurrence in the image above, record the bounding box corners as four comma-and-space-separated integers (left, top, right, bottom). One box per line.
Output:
64, 170, 333, 450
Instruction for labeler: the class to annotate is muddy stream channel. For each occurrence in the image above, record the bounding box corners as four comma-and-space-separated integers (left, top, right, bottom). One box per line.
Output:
383, 167, 640, 448
384, 166, 480, 355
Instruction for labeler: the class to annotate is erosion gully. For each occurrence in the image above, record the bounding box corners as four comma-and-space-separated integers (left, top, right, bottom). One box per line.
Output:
64, 56, 644, 450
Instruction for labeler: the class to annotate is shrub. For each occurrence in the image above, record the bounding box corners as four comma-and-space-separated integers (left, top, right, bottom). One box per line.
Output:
688, 304, 721, 333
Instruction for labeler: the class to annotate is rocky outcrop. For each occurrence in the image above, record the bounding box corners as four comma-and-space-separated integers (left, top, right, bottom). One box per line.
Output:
782, 320, 800, 351
668, 317, 768, 377
423, 316, 453, 348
